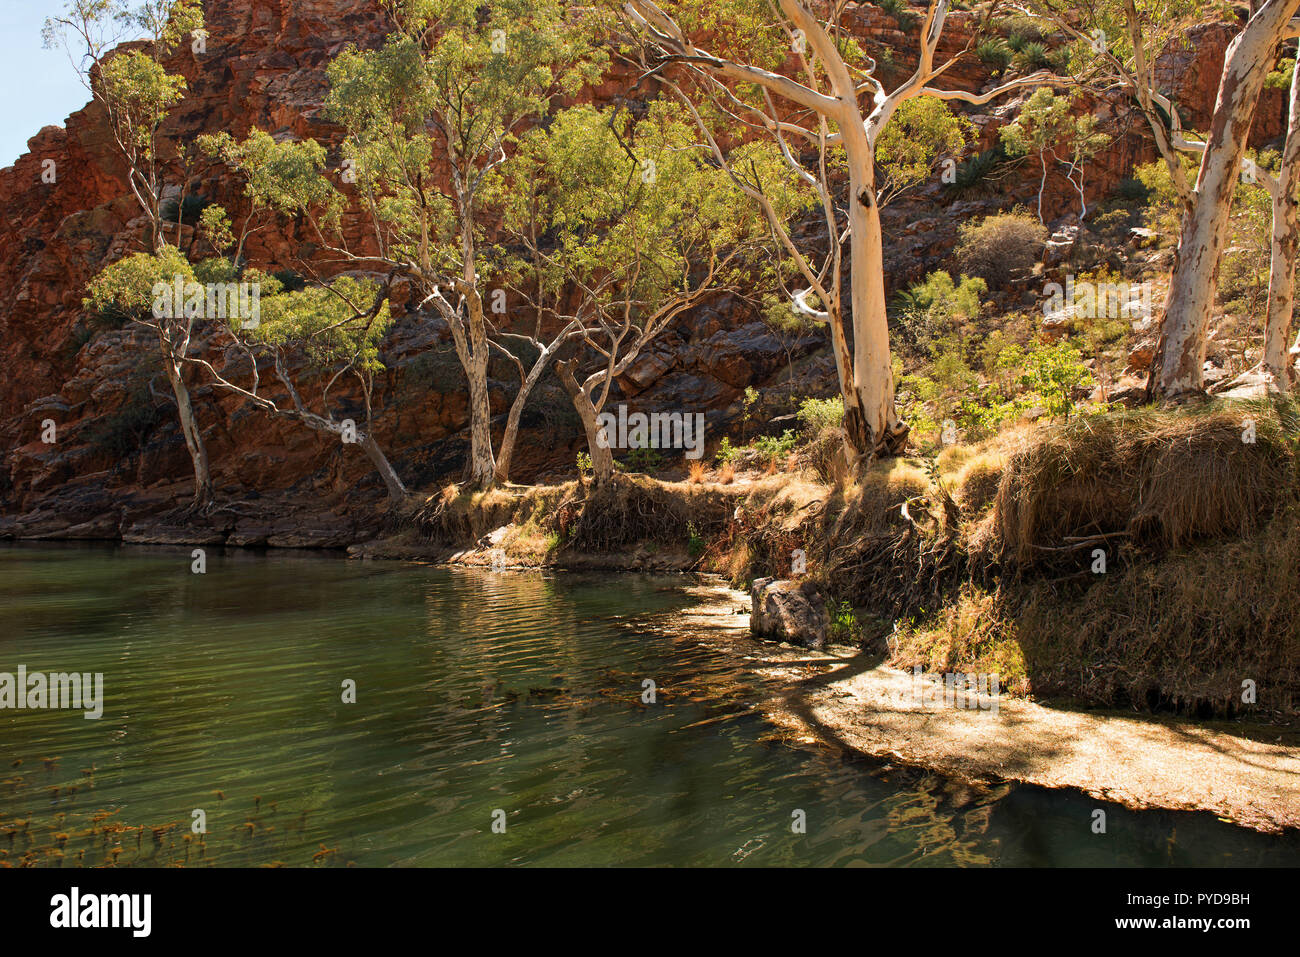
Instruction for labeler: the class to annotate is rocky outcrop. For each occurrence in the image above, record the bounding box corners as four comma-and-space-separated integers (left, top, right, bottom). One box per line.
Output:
0, 3, 1272, 542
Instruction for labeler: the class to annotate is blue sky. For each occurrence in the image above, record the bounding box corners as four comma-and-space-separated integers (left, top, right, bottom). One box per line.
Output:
0, 2, 102, 168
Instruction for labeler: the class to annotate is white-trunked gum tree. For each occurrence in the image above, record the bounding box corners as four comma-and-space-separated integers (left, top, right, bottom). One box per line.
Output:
47, 0, 216, 509
1024, 0, 1300, 393
227, 0, 607, 491
620, 0, 1058, 470
491, 101, 803, 484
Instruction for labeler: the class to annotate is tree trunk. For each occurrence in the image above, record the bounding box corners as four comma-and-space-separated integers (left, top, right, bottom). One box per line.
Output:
494, 347, 558, 485
463, 297, 497, 489
1265, 56, 1300, 389
359, 432, 408, 503
1153, 0, 1300, 397
556, 360, 615, 484
162, 341, 213, 510
844, 138, 908, 462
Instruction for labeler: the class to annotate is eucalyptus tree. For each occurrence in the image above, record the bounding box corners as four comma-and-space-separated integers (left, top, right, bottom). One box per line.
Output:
47, 0, 216, 507
496, 102, 802, 484
185, 272, 410, 503
620, 0, 1055, 468
998, 88, 1109, 222
1021, 0, 1300, 394
245, 0, 607, 489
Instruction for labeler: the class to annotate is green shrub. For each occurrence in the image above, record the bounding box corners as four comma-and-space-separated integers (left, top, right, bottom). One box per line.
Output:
828, 600, 859, 643
85, 383, 167, 459
1018, 341, 1094, 418
622, 447, 665, 472
976, 38, 1011, 69
797, 396, 844, 434
715, 437, 740, 466
1012, 41, 1050, 71
687, 522, 706, 557
953, 145, 1008, 191
752, 429, 797, 465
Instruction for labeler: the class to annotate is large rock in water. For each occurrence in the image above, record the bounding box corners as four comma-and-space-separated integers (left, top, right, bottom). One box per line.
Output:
750, 578, 829, 649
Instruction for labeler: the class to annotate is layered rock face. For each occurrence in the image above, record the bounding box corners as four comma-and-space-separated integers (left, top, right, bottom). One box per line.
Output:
0, 1, 1284, 544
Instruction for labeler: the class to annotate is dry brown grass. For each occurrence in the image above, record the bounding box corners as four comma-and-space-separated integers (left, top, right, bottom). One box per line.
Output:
560, 474, 735, 551
718, 462, 736, 484
688, 460, 706, 484
416, 483, 573, 545
951, 452, 1006, 517
982, 403, 1296, 566
893, 508, 1300, 713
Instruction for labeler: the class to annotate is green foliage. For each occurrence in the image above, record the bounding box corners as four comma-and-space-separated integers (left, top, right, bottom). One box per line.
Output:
1134, 155, 1199, 238
493, 102, 802, 315
906, 271, 986, 319
1267, 57, 1297, 90
84, 361, 167, 459
318, 0, 606, 282
1219, 170, 1272, 317
199, 130, 340, 226
196, 204, 234, 254
714, 436, 740, 466
83, 245, 197, 324
621, 447, 665, 473
893, 271, 987, 351
952, 145, 1009, 191
251, 274, 393, 375
98, 50, 188, 149
828, 600, 859, 643
576, 451, 593, 475
687, 522, 706, 557
1018, 341, 1094, 418
797, 396, 844, 434
1000, 89, 1110, 219
975, 38, 1011, 69
752, 429, 797, 465
875, 97, 974, 204
1010, 40, 1050, 71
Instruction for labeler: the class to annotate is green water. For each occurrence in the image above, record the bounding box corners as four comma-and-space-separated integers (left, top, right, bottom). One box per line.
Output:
0, 542, 1295, 867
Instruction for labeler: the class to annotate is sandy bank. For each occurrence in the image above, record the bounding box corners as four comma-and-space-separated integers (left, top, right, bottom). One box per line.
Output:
678, 580, 1300, 834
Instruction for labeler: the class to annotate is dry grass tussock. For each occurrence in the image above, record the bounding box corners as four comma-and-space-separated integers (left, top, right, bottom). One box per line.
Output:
976, 401, 1298, 567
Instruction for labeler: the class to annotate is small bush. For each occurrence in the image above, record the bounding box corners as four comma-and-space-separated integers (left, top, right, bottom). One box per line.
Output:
797, 395, 844, 435
976, 39, 1011, 69
622, 447, 664, 473
955, 210, 1049, 287
952, 145, 1009, 191
828, 600, 859, 643
1011, 41, 1050, 71
752, 430, 798, 466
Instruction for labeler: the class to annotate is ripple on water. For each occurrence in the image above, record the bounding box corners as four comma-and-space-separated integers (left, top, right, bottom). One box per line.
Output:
1, 543, 1298, 867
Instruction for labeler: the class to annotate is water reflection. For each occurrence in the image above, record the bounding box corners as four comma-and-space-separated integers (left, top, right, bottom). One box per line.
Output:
0, 543, 1296, 867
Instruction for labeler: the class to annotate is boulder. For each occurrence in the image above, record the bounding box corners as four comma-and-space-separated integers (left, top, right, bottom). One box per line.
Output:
750, 577, 829, 649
